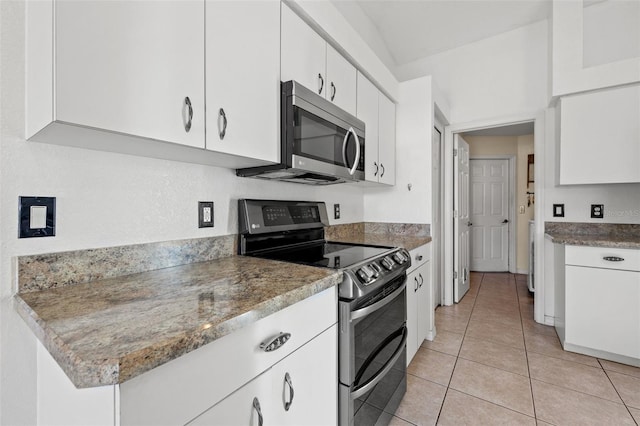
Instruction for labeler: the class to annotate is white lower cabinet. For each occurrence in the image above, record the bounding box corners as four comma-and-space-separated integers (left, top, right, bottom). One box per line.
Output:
190, 325, 337, 426
406, 243, 433, 365
556, 245, 640, 366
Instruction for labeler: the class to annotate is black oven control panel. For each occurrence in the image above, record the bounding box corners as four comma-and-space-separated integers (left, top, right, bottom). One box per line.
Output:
239, 199, 329, 235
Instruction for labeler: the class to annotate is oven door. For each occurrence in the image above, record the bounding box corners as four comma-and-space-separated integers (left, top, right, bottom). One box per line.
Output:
339, 276, 407, 425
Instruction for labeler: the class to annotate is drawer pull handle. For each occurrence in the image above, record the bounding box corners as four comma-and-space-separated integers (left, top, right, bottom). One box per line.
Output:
259, 332, 291, 352
283, 372, 295, 411
416, 254, 423, 261
603, 256, 625, 262
253, 397, 263, 426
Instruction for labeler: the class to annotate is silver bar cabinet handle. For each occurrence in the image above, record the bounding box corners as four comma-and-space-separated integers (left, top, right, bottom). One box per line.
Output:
374, 162, 378, 176
284, 372, 294, 411
318, 73, 324, 95
330, 82, 336, 101
218, 108, 227, 140
603, 256, 624, 262
252, 397, 263, 426
380, 163, 385, 177
183, 97, 193, 133
259, 332, 291, 352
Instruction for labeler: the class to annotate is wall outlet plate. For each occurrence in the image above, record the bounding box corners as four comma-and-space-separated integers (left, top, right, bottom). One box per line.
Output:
334, 204, 340, 220
19, 196, 56, 238
591, 204, 604, 219
198, 201, 214, 228
553, 204, 564, 217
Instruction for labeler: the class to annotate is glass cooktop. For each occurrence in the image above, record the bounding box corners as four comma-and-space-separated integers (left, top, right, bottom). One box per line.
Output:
256, 242, 392, 269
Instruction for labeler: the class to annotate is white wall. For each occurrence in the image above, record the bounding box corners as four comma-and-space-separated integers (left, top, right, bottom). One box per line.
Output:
396, 20, 549, 125
0, 3, 364, 423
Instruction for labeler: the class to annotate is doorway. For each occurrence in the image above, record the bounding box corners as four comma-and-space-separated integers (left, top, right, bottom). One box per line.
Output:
431, 123, 445, 308
444, 115, 542, 312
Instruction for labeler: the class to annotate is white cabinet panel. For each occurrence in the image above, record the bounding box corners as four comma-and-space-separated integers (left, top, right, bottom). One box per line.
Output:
205, 0, 280, 163
406, 244, 433, 365
357, 73, 379, 182
378, 94, 396, 186
55, 0, 205, 148
326, 45, 357, 116
417, 262, 432, 347
281, 4, 326, 96
559, 84, 640, 184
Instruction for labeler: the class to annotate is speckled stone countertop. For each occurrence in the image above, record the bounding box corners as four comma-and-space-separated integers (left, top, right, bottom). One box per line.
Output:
14, 256, 341, 388
545, 222, 640, 249
325, 222, 432, 251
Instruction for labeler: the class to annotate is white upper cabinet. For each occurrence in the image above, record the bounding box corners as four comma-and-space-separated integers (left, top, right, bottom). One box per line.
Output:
205, 1, 280, 163
56, 0, 205, 148
378, 93, 396, 186
559, 84, 640, 185
281, 4, 357, 116
357, 72, 395, 185
326, 45, 357, 115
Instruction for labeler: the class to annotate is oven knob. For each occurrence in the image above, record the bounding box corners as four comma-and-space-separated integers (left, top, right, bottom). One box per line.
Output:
357, 265, 375, 282
393, 252, 407, 265
381, 257, 395, 270
371, 262, 382, 274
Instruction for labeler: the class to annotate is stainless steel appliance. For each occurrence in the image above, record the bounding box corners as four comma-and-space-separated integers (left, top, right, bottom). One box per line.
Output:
238, 199, 410, 425
236, 81, 365, 185
528, 220, 535, 292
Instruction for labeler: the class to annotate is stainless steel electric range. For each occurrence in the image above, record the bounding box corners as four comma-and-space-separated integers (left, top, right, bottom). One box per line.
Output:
238, 199, 410, 426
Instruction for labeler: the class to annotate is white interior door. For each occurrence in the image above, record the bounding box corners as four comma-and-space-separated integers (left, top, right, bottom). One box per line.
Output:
470, 159, 510, 271
454, 135, 470, 303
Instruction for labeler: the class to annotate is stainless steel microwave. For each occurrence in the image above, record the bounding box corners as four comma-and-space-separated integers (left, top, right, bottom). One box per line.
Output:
236, 80, 365, 185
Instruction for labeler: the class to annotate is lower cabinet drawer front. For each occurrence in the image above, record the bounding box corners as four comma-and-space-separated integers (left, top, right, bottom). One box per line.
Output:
565, 266, 640, 359
566, 245, 640, 272
120, 287, 337, 426
408, 243, 430, 274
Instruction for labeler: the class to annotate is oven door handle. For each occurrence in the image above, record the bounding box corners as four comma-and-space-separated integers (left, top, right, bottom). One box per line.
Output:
350, 325, 408, 400
351, 280, 406, 321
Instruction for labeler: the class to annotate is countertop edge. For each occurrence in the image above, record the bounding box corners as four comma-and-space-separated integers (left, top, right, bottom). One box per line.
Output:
544, 233, 640, 249
15, 270, 342, 388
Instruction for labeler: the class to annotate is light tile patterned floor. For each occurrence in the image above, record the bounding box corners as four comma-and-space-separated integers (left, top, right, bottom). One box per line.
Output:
390, 272, 640, 425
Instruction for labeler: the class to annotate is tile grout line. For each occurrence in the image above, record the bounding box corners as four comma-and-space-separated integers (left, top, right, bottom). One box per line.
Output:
517, 272, 541, 424
599, 360, 639, 424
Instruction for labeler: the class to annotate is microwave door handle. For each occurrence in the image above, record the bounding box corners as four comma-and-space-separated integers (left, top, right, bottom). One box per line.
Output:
341, 127, 361, 176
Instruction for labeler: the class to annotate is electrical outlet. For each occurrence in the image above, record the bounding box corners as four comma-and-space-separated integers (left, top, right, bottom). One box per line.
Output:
199, 201, 214, 228
591, 204, 604, 219
334, 204, 340, 220
519, 205, 525, 214
553, 204, 564, 218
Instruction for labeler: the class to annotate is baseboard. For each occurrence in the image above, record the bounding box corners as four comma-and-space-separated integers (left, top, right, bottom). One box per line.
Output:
563, 342, 640, 367
516, 268, 528, 275
544, 315, 555, 326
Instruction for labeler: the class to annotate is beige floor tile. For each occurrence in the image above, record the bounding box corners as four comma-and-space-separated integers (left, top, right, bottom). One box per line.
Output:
388, 415, 415, 426
394, 374, 446, 426
435, 304, 473, 317
459, 336, 528, 377
531, 379, 635, 426
437, 389, 535, 426
521, 318, 557, 338
524, 332, 600, 367
527, 352, 621, 403
629, 407, 640, 423
599, 359, 640, 379
421, 330, 464, 356
474, 299, 520, 313
465, 319, 525, 350
535, 421, 553, 426
449, 358, 534, 416
435, 312, 469, 334
471, 309, 522, 328
408, 348, 457, 386
607, 371, 640, 409
476, 293, 519, 305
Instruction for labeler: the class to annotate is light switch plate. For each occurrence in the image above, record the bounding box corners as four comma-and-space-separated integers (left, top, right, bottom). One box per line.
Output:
334, 204, 340, 220
553, 204, 564, 218
198, 201, 214, 228
19, 196, 56, 238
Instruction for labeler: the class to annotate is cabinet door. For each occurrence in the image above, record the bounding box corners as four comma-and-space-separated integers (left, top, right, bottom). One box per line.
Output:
326, 45, 357, 116
188, 369, 273, 426
206, 1, 279, 163
417, 262, 432, 345
271, 325, 338, 426
55, 1, 205, 148
565, 265, 640, 359
281, 4, 327, 97
559, 84, 640, 184
378, 94, 396, 186
356, 73, 380, 182
406, 269, 420, 365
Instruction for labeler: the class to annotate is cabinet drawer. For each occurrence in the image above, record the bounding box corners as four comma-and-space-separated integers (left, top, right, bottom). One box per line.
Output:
120, 287, 337, 426
565, 246, 640, 272
409, 243, 431, 273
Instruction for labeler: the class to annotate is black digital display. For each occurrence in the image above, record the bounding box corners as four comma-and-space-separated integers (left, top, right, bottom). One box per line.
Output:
263, 205, 320, 226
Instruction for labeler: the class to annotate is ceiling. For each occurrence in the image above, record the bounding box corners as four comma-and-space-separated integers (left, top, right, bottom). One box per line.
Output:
462, 121, 535, 137
332, 0, 552, 70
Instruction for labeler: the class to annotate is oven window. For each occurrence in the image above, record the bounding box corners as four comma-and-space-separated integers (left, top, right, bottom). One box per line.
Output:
293, 107, 364, 171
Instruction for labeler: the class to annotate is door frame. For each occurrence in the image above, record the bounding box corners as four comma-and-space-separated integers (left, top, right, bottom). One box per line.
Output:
468, 156, 516, 273
432, 120, 445, 307
444, 111, 546, 327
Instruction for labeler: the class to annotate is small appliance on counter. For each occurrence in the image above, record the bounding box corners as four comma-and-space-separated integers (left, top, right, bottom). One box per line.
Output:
236, 81, 365, 185
238, 199, 409, 425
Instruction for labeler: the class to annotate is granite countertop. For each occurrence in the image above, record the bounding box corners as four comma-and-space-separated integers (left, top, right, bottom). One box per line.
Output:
329, 233, 432, 251
14, 255, 341, 388
545, 222, 640, 249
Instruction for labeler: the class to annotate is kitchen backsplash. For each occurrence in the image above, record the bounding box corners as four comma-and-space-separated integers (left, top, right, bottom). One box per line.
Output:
325, 222, 430, 240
